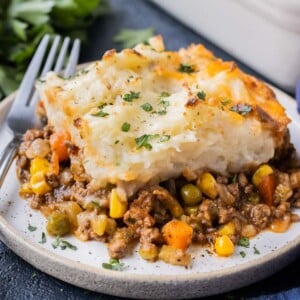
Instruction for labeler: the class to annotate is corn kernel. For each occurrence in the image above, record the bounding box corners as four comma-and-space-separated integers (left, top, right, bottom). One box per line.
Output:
218, 221, 235, 235
20, 182, 33, 195
30, 157, 51, 175
197, 172, 218, 199
252, 164, 273, 187
109, 188, 127, 218
158, 245, 191, 266
139, 244, 159, 262
30, 171, 51, 195
214, 235, 235, 256
91, 215, 108, 236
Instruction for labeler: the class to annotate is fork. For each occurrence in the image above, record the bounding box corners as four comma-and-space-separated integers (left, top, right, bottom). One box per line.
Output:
0, 34, 80, 188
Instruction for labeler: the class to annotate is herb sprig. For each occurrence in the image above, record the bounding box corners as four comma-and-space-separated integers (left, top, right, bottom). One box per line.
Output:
91, 103, 109, 117
141, 103, 153, 112
238, 237, 250, 248
197, 91, 206, 100
102, 258, 127, 271
178, 64, 195, 73
52, 236, 77, 251
38, 232, 47, 244
135, 134, 158, 150
121, 122, 131, 132
135, 133, 170, 150
28, 224, 37, 232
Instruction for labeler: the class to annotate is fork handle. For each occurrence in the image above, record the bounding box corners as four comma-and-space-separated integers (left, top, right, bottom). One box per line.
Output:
0, 136, 20, 189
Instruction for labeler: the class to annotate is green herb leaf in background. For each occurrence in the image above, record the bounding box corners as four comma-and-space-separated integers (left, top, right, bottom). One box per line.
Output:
113, 27, 155, 48
0, 0, 109, 101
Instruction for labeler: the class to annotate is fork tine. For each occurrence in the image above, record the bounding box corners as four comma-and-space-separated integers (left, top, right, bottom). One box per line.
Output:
11, 35, 50, 108
64, 39, 81, 78
54, 37, 70, 73
40, 35, 61, 78
29, 35, 61, 107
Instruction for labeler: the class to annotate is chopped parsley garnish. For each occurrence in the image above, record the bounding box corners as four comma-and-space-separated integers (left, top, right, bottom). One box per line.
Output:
91, 201, 101, 209
98, 102, 108, 109
38, 232, 47, 244
114, 140, 120, 144
197, 91, 206, 100
161, 100, 170, 108
135, 134, 159, 150
135, 134, 170, 150
28, 224, 37, 232
122, 91, 140, 102
230, 104, 252, 116
102, 258, 127, 271
75, 69, 89, 77
160, 91, 170, 98
52, 236, 77, 251
127, 75, 134, 82
159, 135, 170, 142
178, 63, 195, 73
238, 237, 250, 248
60, 240, 77, 251
240, 251, 246, 258
91, 110, 109, 117
221, 99, 231, 106
157, 100, 170, 115
141, 103, 153, 112
254, 246, 260, 255
121, 122, 131, 132
91, 103, 109, 117
52, 236, 60, 249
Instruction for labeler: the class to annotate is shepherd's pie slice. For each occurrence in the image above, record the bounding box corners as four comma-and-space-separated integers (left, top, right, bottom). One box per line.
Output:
37, 36, 290, 195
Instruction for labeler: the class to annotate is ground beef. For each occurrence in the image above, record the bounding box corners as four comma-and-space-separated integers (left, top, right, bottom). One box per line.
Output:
123, 207, 155, 236
250, 204, 271, 229
217, 184, 236, 206
107, 227, 135, 259
139, 227, 162, 245
23, 129, 43, 141
218, 206, 236, 224
238, 173, 248, 187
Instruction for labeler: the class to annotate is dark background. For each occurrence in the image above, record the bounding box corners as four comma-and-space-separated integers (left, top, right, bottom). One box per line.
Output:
1, 0, 299, 299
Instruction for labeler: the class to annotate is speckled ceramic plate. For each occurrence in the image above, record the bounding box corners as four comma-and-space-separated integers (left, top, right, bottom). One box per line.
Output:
0, 84, 300, 299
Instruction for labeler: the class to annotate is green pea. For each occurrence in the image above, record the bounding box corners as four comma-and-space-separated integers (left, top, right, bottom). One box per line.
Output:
184, 205, 199, 215
180, 184, 202, 206
46, 211, 71, 236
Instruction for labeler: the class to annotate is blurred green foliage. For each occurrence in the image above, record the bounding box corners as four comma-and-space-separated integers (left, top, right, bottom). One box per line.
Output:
0, 0, 108, 100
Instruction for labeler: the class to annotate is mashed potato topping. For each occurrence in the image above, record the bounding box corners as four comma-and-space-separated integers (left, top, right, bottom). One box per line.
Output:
37, 36, 290, 195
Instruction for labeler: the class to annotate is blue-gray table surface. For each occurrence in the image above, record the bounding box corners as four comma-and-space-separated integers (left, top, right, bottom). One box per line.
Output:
1, 0, 299, 299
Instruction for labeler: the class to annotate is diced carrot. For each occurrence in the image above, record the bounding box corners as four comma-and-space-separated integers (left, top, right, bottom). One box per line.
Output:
50, 130, 70, 162
51, 151, 59, 175
162, 219, 193, 251
258, 173, 275, 206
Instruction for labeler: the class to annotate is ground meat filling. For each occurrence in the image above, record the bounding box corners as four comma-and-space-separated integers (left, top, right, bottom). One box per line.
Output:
16, 127, 300, 264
